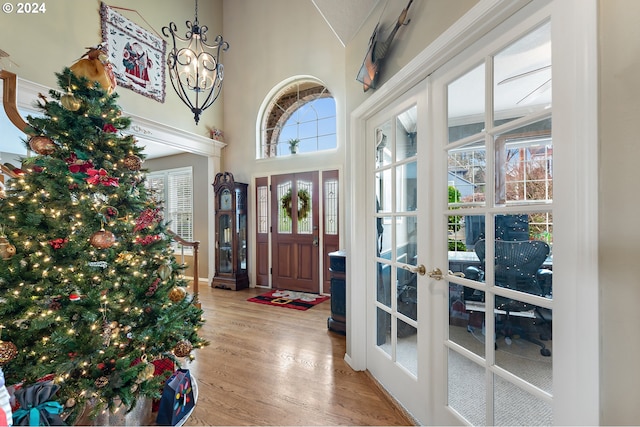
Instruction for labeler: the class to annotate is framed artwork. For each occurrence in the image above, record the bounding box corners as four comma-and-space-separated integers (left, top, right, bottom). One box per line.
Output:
100, 2, 166, 103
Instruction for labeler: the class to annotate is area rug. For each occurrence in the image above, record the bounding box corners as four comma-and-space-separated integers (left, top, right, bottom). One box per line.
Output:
247, 289, 329, 311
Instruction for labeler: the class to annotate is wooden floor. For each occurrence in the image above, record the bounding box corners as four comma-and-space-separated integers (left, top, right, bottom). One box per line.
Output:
182, 285, 413, 426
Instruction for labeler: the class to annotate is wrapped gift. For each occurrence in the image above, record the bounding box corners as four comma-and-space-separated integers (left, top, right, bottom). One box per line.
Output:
151, 358, 175, 412
0, 368, 12, 427
12, 381, 64, 426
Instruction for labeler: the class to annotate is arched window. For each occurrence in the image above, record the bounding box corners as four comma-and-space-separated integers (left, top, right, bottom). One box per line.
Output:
259, 78, 336, 158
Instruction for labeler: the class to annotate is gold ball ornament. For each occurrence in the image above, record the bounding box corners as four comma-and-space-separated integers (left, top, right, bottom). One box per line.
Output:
60, 89, 82, 111
122, 155, 143, 171
65, 397, 76, 408
90, 229, 116, 249
0, 236, 16, 260
0, 340, 18, 364
173, 340, 193, 358
168, 286, 187, 303
28, 136, 57, 155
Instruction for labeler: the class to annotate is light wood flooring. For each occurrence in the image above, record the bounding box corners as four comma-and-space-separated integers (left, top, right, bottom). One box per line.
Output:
182, 285, 413, 426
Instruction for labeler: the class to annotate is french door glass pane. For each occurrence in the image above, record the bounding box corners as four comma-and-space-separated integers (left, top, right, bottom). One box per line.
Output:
376, 169, 392, 213
494, 119, 553, 206
493, 299, 553, 392
448, 63, 485, 143
448, 141, 487, 208
493, 21, 551, 127
376, 123, 392, 167
377, 261, 391, 308
377, 307, 392, 353
494, 375, 552, 426
397, 319, 417, 377
396, 161, 417, 212
449, 285, 485, 358
396, 106, 417, 161
448, 349, 485, 426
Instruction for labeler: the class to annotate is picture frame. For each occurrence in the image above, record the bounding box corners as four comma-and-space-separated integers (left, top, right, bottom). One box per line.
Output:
100, 2, 166, 103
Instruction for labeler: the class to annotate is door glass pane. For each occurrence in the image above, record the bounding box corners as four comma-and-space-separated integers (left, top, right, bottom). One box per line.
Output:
397, 319, 417, 377
494, 375, 552, 426
377, 261, 391, 308
397, 267, 417, 320
277, 182, 292, 233
448, 349, 485, 426
494, 21, 551, 127
324, 179, 338, 235
376, 169, 392, 213
297, 179, 313, 234
494, 120, 553, 206
449, 285, 485, 358
397, 106, 417, 161
448, 140, 487, 208
376, 123, 392, 167
257, 185, 268, 234
494, 299, 553, 392
396, 161, 417, 212
448, 63, 485, 143
377, 307, 392, 353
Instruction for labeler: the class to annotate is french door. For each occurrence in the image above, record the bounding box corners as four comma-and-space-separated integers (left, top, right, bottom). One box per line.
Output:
366, 3, 556, 425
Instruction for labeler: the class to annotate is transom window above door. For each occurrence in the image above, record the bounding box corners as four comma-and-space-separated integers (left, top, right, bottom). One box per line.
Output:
259, 78, 337, 158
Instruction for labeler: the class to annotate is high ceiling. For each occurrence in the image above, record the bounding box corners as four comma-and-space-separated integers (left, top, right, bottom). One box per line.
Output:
311, 0, 380, 46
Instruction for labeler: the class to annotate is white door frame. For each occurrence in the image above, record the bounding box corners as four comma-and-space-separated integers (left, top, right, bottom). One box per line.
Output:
346, 0, 599, 424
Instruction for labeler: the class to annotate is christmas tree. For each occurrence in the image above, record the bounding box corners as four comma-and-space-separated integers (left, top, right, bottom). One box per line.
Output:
0, 48, 207, 424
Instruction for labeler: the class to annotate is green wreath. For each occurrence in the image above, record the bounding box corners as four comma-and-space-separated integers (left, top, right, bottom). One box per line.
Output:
281, 188, 311, 221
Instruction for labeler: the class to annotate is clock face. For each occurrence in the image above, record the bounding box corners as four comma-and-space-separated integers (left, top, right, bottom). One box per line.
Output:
220, 189, 232, 210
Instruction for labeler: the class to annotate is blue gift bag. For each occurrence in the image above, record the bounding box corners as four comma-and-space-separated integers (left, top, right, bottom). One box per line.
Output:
155, 369, 195, 426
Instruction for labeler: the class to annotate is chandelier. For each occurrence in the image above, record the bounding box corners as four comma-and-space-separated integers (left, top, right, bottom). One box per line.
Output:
162, 0, 229, 125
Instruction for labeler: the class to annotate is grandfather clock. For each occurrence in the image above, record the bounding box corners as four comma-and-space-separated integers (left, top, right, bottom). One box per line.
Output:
212, 172, 249, 290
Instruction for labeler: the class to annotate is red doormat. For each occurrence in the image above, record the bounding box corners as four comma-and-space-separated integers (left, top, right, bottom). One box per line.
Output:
247, 289, 330, 311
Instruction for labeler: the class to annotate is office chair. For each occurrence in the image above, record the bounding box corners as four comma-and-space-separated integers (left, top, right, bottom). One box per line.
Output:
465, 239, 552, 357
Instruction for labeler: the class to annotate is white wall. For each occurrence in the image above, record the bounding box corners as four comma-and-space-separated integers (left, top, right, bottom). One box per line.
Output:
599, 0, 640, 423
0, 0, 223, 138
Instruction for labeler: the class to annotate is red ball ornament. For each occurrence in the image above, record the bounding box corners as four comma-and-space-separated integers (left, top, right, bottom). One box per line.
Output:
90, 229, 116, 249
28, 136, 57, 155
69, 291, 81, 302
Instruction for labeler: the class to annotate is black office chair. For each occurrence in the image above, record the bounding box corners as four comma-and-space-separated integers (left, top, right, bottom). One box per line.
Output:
465, 239, 552, 357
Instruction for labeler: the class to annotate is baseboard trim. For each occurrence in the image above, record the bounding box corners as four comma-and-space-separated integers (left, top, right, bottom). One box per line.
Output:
364, 370, 419, 426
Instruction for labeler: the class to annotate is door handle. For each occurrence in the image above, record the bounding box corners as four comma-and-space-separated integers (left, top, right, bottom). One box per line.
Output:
426, 268, 465, 280
401, 264, 426, 276
312, 237, 319, 247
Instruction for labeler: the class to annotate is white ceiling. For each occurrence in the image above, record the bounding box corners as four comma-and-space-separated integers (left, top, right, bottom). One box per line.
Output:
311, 0, 380, 46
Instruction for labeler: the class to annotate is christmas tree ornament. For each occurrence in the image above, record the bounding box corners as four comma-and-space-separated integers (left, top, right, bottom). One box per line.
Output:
0, 340, 18, 364
0, 234, 16, 260
70, 45, 116, 94
65, 397, 76, 408
157, 264, 172, 280
172, 340, 193, 358
60, 88, 82, 111
28, 135, 57, 155
90, 229, 116, 249
68, 291, 81, 302
94, 376, 109, 388
122, 154, 143, 171
135, 355, 155, 383
168, 286, 187, 303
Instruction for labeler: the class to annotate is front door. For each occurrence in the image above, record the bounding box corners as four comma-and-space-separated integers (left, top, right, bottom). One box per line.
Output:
271, 172, 320, 293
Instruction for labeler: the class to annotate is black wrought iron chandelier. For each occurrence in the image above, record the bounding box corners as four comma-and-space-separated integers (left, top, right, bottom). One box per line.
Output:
162, 0, 229, 125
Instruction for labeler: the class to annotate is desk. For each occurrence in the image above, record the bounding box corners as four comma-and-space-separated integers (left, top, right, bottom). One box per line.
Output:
465, 300, 536, 318
448, 251, 552, 274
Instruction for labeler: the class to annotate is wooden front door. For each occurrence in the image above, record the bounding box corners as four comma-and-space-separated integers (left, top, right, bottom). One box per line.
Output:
271, 172, 320, 293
